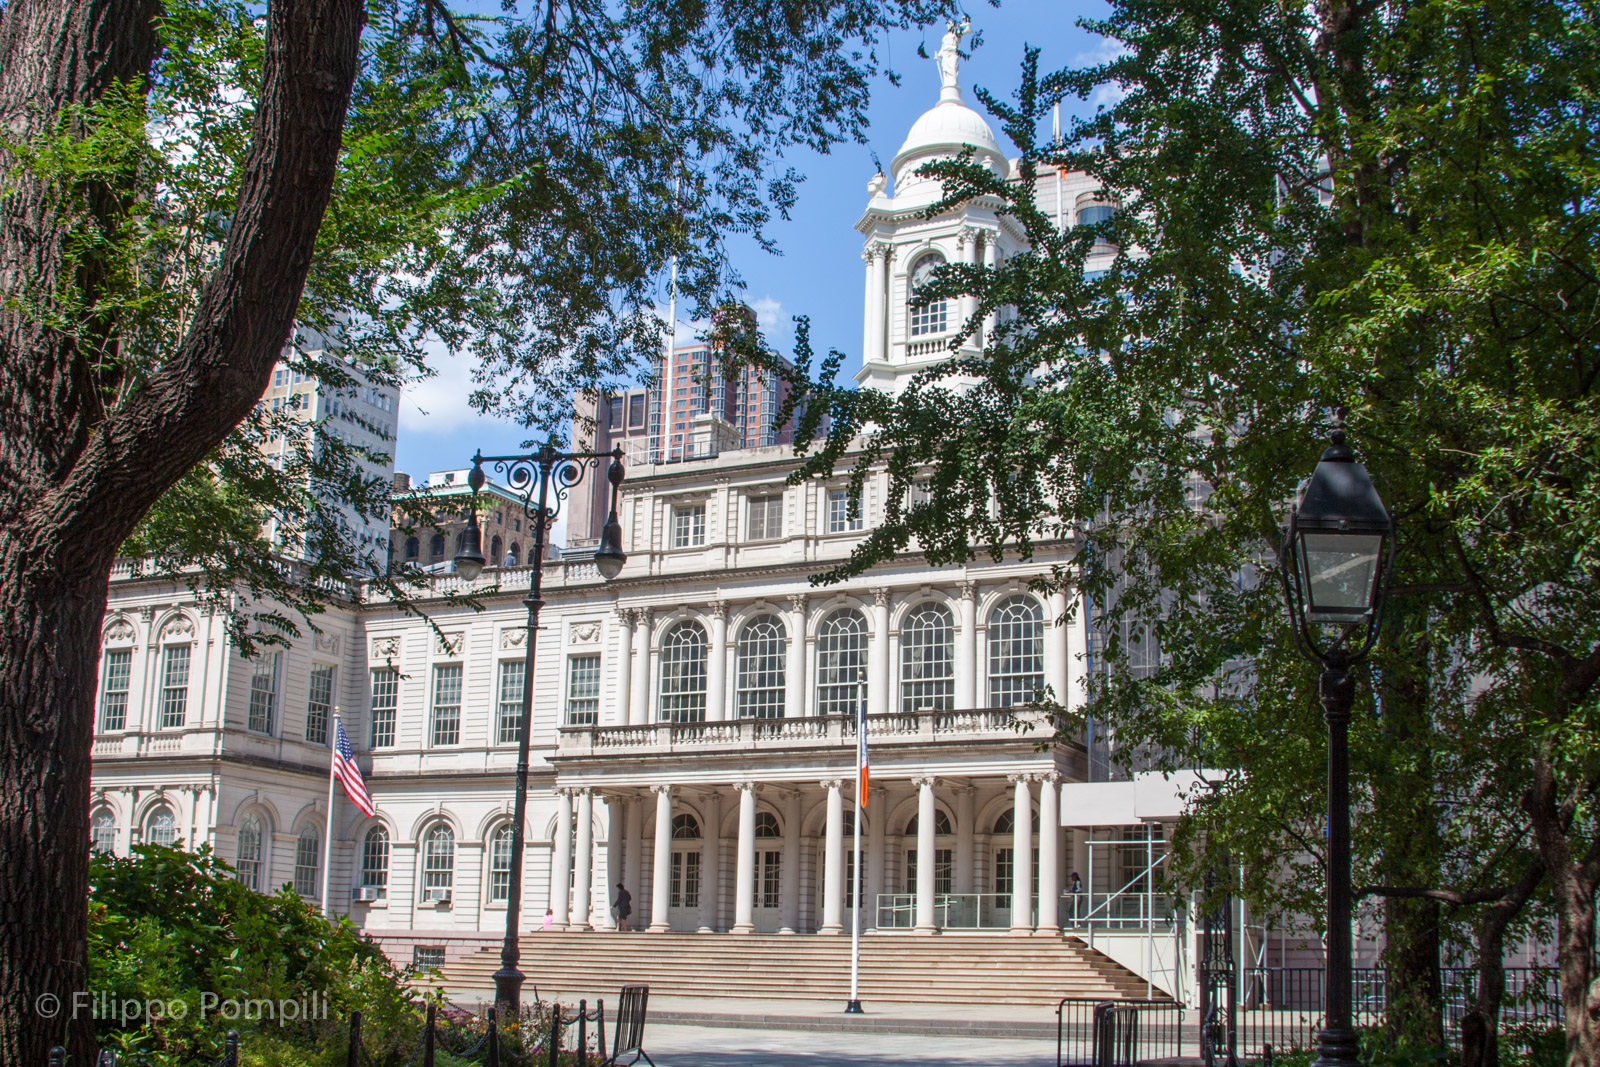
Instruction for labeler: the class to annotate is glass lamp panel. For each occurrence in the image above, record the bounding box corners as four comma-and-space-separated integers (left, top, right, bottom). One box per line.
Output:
1298, 531, 1383, 620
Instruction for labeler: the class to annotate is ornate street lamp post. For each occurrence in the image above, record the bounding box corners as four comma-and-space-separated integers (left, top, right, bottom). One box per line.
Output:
1277, 429, 1393, 1067
455, 441, 627, 1014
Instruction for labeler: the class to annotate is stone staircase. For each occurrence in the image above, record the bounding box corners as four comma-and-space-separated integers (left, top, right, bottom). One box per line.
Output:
427, 931, 1159, 1007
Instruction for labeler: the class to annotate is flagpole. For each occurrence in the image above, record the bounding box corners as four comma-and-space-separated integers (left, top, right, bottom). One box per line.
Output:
321, 708, 340, 920
847, 669, 865, 1013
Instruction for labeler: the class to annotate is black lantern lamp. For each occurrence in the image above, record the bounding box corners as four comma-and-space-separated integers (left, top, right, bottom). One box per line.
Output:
1278, 426, 1393, 1067
453, 457, 490, 582
593, 448, 627, 580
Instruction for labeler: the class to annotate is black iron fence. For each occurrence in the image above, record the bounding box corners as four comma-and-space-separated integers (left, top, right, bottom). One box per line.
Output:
1057, 998, 1185, 1067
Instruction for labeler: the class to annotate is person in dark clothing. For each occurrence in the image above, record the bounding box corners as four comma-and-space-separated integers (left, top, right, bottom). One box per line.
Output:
613, 882, 633, 931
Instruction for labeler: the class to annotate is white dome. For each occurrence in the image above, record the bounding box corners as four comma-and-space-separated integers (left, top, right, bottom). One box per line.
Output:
891, 97, 1006, 182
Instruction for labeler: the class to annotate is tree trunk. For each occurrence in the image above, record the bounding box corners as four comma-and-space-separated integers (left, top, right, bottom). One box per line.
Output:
0, 0, 364, 1061
1525, 756, 1599, 1067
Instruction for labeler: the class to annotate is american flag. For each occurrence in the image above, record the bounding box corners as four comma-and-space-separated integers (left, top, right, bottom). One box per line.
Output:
333, 718, 375, 817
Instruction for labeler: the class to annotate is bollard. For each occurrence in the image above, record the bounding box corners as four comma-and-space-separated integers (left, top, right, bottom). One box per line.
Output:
486, 1006, 500, 1067
347, 1010, 363, 1067
224, 1030, 239, 1067
548, 1003, 561, 1067
49, 1047, 65, 1067
423, 1001, 436, 1067
596, 998, 607, 1067
577, 999, 588, 1067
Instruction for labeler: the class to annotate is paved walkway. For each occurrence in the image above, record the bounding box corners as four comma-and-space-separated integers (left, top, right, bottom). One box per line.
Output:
644, 1023, 1063, 1066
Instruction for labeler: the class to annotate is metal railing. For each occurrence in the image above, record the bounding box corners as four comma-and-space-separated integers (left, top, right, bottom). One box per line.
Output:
1057, 998, 1185, 1067
1061, 891, 1178, 930
875, 892, 1036, 930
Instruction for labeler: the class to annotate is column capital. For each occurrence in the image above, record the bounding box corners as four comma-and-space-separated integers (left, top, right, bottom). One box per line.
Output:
1038, 771, 1062, 785
771, 787, 802, 801
911, 775, 938, 789
819, 777, 844, 792
710, 599, 730, 621
572, 786, 594, 798
637, 607, 654, 627
949, 784, 977, 797
554, 786, 574, 798
872, 586, 892, 608
615, 606, 637, 625
959, 580, 978, 600
787, 592, 809, 613
731, 780, 758, 793
1007, 772, 1031, 785
648, 784, 673, 797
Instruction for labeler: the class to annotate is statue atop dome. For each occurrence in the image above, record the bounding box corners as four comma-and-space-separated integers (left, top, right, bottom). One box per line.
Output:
936, 17, 969, 101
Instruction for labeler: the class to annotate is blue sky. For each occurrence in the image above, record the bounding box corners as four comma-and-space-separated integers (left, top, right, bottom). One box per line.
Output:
394, 0, 1113, 483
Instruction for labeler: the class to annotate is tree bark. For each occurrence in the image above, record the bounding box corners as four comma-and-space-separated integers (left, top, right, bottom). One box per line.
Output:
0, 1, 364, 1062
1460, 856, 1545, 1067
1525, 756, 1600, 1067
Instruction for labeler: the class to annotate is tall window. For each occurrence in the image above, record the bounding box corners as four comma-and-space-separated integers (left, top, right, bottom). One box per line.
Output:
988, 596, 1045, 707
405, 536, 420, 559
826, 488, 863, 533
747, 495, 783, 540
100, 648, 131, 732
431, 664, 463, 746
159, 645, 191, 729
488, 824, 514, 903
306, 664, 334, 745
247, 653, 280, 734
145, 807, 178, 847
905, 849, 954, 895
236, 815, 263, 891
908, 253, 948, 336
816, 609, 868, 717
755, 812, 782, 908
994, 847, 1014, 896
671, 504, 706, 548
422, 825, 455, 892
361, 827, 390, 894
735, 615, 786, 719
430, 533, 446, 558
370, 667, 398, 748
900, 602, 955, 712
90, 810, 117, 855
496, 660, 525, 744
670, 814, 701, 910
294, 827, 320, 897
565, 654, 601, 725
659, 621, 708, 723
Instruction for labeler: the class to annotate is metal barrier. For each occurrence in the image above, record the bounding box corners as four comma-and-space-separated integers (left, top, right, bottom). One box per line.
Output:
876, 893, 1038, 930
1057, 998, 1184, 1067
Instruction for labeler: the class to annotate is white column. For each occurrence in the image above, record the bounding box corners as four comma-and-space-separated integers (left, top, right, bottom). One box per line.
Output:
614, 609, 634, 727
914, 776, 937, 934
649, 785, 673, 931
866, 786, 886, 930
733, 782, 757, 933
699, 790, 721, 932
571, 788, 594, 929
869, 588, 891, 719
707, 601, 729, 721
1066, 590, 1090, 720
863, 245, 889, 364
780, 789, 802, 933
602, 795, 624, 929
956, 581, 977, 709
630, 610, 653, 726
785, 595, 808, 720
645, 614, 661, 723
957, 228, 979, 334
1037, 773, 1061, 934
550, 789, 573, 928
862, 246, 879, 362
821, 779, 844, 934
953, 785, 976, 895
981, 239, 998, 343
623, 794, 643, 917
1011, 774, 1034, 932
1047, 589, 1070, 707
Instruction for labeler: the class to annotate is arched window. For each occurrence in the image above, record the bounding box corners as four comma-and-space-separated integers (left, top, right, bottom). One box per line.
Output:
294, 826, 320, 897
754, 811, 782, 908
422, 825, 455, 892
659, 621, 708, 723
90, 810, 117, 855
988, 596, 1044, 707
236, 815, 263, 891
361, 827, 390, 894
488, 824, 513, 903
735, 615, 786, 719
145, 806, 178, 848
905, 809, 953, 836
672, 814, 702, 839
754, 811, 781, 838
429, 533, 446, 558
900, 602, 954, 712
490, 535, 503, 563
908, 253, 948, 337
405, 536, 420, 559
816, 608, 868, 717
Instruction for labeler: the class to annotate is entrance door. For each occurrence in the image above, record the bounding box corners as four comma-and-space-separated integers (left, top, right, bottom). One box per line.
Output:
669, 849, 701, 929
754, 848, 782, 932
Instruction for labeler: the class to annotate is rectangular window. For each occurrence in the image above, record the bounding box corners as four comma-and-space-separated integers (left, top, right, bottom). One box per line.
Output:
671, 504, 706, 548
160, 645, 191, 729
565, 654, 601, 725
294, 833, 320, 897
412, 945, 446, 970
994, 847, 1014, 896
306, 664, 334, 745
431, 664, 463, 746
100, 649, 132, 732
747, 495, 783, 540
496, 660, 525, 745
247, 653, 279, 734
827, 488, 863, 533
670, 850, 700, 909
759, 850, 781, 909
628, 393, 646, 428
370, 667, 398, 748
608, 396, 623, 431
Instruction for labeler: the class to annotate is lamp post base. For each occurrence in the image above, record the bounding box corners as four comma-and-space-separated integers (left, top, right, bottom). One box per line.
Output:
493, 966, 526, 1018
1311, 1024, 1361, 1067
844, 999, 863, 1014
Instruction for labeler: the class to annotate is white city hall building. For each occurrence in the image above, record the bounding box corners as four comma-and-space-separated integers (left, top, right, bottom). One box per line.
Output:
90, 37, 1207, 1002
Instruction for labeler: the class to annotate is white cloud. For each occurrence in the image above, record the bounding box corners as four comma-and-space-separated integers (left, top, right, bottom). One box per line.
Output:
399, 343, 492, 435
749, 296, 784, 331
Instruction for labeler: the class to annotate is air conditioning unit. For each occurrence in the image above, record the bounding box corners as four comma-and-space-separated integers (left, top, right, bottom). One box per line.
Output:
351, 886, 384, 902
426, 887, 453, 904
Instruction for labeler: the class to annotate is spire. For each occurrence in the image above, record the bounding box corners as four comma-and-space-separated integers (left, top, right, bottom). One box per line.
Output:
936, 17, 970, 104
